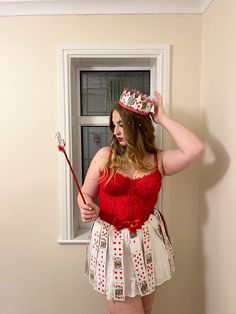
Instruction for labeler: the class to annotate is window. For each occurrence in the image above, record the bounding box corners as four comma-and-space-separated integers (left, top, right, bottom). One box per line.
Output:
79, 70, 151, 182
57, 45, 170, 243
80, 70, 150, 115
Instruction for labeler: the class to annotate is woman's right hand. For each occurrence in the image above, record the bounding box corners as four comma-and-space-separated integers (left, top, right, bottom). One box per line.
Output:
151, 90, 166, 124
80, 202, 100, 223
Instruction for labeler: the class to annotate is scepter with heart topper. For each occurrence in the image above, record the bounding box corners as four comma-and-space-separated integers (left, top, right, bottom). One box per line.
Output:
54, 131, 86, 204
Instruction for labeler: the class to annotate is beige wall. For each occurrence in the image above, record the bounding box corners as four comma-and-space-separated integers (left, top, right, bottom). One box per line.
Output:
199, 0, 236, 314
1, 14, 203, 314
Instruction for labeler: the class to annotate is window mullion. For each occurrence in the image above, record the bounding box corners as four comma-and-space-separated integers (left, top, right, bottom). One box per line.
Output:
79, 116, 110, 126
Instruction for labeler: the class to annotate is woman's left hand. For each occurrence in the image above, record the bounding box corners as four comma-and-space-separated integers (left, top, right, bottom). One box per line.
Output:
151, 91, 165, 124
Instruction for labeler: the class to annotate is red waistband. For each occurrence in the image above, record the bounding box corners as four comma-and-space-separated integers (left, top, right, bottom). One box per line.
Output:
99, 211, 153, 233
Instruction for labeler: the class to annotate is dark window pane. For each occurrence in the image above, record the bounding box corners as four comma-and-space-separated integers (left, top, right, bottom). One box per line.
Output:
80, 71, 150, 116
81, 126, 112, 180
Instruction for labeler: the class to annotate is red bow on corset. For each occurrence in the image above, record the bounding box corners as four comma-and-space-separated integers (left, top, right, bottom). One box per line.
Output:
113, 218, 143, 233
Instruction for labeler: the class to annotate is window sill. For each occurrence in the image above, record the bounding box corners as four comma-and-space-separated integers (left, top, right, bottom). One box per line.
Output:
57, 229, 90, 244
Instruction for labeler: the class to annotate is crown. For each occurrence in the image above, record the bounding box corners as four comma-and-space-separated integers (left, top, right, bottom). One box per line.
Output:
118, 89, 155, 115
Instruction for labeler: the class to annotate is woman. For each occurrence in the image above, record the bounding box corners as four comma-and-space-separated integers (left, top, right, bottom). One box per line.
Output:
77, 90, 204, 314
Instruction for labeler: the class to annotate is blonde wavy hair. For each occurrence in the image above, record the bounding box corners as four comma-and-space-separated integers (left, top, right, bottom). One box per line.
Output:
102, 103, 158, 183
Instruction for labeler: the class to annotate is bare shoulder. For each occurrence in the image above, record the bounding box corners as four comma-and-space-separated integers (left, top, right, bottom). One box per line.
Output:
91, 146, 110, 171
96, 146, 111, 158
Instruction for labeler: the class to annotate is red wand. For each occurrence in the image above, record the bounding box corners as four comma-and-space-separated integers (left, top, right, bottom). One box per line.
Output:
54, 131, 86, 205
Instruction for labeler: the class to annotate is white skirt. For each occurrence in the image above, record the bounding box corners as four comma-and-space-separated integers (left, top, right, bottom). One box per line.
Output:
84, 209, 175, 301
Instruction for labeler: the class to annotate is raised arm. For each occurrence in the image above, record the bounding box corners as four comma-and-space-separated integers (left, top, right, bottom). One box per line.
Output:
77, 146, 110, 222
153, 91, 205, 176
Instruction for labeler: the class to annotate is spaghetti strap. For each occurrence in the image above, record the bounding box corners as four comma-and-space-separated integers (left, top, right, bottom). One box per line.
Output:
154, 152, 158, 168
156, 150, 166, 176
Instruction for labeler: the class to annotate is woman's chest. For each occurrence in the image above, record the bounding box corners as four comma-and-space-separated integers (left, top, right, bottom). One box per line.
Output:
100, 170, 162, 198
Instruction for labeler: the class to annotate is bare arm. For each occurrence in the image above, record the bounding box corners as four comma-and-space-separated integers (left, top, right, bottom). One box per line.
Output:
153, 92, 205, 176
77, 146, 110, 222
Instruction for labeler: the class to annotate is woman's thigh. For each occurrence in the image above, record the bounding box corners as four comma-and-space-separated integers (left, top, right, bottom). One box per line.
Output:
141, 289, 156, 314
104, 295, 145, 314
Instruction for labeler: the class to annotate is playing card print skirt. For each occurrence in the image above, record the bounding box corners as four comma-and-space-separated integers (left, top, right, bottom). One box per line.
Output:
84, 209, 175, 301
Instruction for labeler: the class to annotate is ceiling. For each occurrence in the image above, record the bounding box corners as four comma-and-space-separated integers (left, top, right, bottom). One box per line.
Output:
0, 0, 214, 16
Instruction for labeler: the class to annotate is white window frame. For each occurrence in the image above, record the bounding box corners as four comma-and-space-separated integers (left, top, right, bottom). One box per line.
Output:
57, 45, 170, 244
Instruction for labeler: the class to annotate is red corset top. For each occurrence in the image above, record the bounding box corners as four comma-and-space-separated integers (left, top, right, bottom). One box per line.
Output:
99, 165, 162, 230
